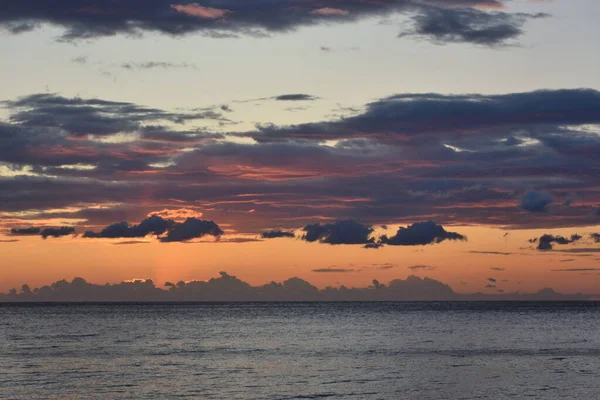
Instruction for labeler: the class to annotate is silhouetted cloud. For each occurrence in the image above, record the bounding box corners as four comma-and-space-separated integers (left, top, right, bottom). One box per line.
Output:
83, 215, 172, 238
302, 220, 375, 245
407, 265, 437, 271
485, 284, 496, 288
41, 226, 75, 239
592, 233, 600, 243
10, 227, 41, 235
529, 234, 582, 250
1, 272, 589, 302
488, 277, 497, 283
83, 216, 222, 242
274, 94, 317, 101
311, 268, 355, 273
491, 267, 505, 271
160, 218, 223, 242
520, 191, 553, 213
261, 230, 295, 239
380, 221, 466, 246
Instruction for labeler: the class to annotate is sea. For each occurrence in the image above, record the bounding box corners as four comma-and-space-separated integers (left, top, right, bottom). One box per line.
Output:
1, 302, 599, 399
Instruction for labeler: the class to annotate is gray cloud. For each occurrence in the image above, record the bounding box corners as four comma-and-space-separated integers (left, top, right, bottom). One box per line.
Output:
0, 1, 545, 46
380, 221, 466, 246
302, 220, 375, 245
520, 191, 553, 213
400, 6, 548, 46
529, 234, 582, 251
2, 272, 590, 302
261, 230, 295, 239
274, 94, 318, 101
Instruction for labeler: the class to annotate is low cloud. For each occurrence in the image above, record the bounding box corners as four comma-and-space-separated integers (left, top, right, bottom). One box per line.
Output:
2, 272, 589, 302
302, 220, 375, 245
529, 234, 582, 251
274, 94, 318, 102
380, 221, 466, 246
83, 215, 223, 242
41, 227, 75, 239
261, 230, 295, 239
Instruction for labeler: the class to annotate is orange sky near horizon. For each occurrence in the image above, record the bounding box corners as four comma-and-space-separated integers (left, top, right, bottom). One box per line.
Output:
2, 225, 599, 295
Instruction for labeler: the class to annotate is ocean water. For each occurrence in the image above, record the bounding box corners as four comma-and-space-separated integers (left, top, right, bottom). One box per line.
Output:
1, 302, 599, 399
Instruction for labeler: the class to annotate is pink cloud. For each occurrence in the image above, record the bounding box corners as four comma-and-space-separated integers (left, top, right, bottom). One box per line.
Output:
311, 7, 350, 16
171, 3, 231, 19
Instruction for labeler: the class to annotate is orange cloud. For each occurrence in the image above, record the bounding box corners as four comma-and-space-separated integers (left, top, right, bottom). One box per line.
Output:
170, 3, 231, 19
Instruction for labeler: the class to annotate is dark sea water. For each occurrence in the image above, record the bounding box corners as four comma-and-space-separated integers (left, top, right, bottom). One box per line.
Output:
1, 302, 599, 399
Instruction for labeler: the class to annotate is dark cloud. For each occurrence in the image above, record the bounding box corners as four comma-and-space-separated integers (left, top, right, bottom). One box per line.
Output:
0, 1, 543, 45
311, 268, 355, 273
160, 218, 223, 242
530, 234, 582, 251
82, 215, 222, 242
592, 233, 600, 243
10, 226, 74, 239
10, 227, 41, 236
407, 265, 437, 271
274, 94, 317, 101
595, 207, 600, 216
485, 284, 496, 288
519, 191, 553, 213
380, 221, 466, 246
2, 273, 589, 302
488, 277, 497, 283
83, 215, 172, 238
302, 220, 375, 245
400, 6, 547, 46
491, 267, 505, 271
261, 230, 295, 239
41, 226, 75, 239
2, 88, 600, 234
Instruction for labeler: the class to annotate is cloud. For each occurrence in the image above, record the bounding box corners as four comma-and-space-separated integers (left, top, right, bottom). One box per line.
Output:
311, 268, 354, 273
470, 251, 513, 256
407, 265, 437, 271
83, 215, 223, 242
400, 6, 548, 46
551, 268, 600, 272
3, 273, 589, 302
261, 230, 295, 239
485, 284, 496, 288
10, 227, 41, 235
0, 1, 546, 45
488, 277, 497, 282
41, 226, 75, 239
302, 220, 375, 245
520, 191, 553, 213
274, 94, 318, 101
83, 215, 172, 238
529, 233, 582, 250
170, 4, 231, 19
160, 218, 223, 242
311, 8, 349, 16
592, 233, 600, 243
491, 267, 505, 271
121, 62, 198, 70
10, 226, 74, 239
380, 221, 466, 246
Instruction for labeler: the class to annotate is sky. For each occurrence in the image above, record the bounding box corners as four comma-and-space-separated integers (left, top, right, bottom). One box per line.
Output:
1, 0, 599, 296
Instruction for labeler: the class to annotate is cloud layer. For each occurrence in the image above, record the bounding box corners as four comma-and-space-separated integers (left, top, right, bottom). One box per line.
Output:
0, 0, 547, 45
